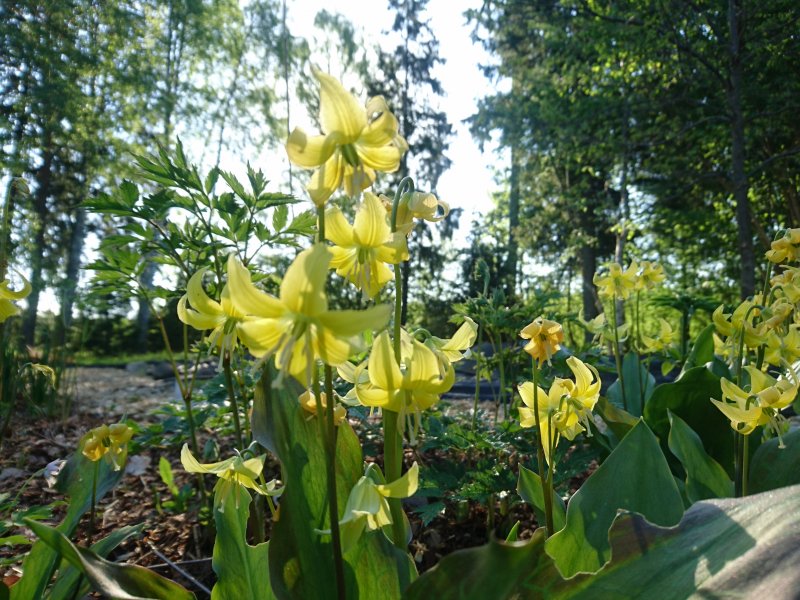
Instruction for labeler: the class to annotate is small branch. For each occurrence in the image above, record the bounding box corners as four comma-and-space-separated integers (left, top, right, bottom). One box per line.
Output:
146, 542, 212, 596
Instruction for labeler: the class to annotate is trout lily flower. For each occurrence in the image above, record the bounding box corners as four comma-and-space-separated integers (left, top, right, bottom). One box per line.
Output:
181, 445, 282, 512
319, 462, 418, 553
594, 261, 639, 300
712, 301, 770, 350
353, 330, 455, 415
286, 69, 407, 205
641, 318, 677, 353
298, 389, 347, 425
520, 317, 564, 365
226, 245, 391, 384
766, 228, 800, 264
636, 261, 666, 290
178, 269, 245, 354
81, 423, 133, 470
424, 317, 478, 376
391, 191, 450, 235
518, 357, 600, 466
0, 271, 31, 322
326, 191, 409, 298
711, 366, 797, 446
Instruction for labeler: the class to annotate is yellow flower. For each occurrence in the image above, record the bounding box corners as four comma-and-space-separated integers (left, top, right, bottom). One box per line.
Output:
326, 191, 408, 298
711, 366, 796, 445
298, 389, 347, 426
520, 317, 564, 364
641, 318, 677, 352
424, 316, 478, 375
226, 245, 391, 384
353, 330, 455, 414
177, 269, 245, 352
637, 261, 666, 290
518, 357, 600, 467
320, 462, 418, 553
712, 301, 770, 349
766, 229, 800, 264
764, 325, 800, 366
392, 191, 450, 235
771, 267, 800, 303
593, 262, 639, 300
80, 423, 133, 470
0, 272, 31, 323
181, 444, 282, 512
285, 69, 407, 205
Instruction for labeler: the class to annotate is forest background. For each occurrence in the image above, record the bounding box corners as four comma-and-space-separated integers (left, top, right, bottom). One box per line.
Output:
2, 0, 799, 357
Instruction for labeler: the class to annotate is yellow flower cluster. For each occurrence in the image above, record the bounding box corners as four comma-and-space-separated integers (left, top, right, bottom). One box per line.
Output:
518, 356, 601, 466
520, 317, 564, 365
593, 260, 665, 300
81, 423, 133, 470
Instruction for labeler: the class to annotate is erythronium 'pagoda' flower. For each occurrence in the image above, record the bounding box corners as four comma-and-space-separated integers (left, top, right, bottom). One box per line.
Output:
181, 444, 282, 512
764, 326, 800, 366
637, 261, 666, 291
424, 316, 478, 376
520, 317, 564, 365
81, 423, 134, 470
178, 269, 245, 353
326, 191, 409, 298
391, 191, 450, 235
766, 228, 800, 264
712, 300, 771, 350
711, 366, 797, 446
641, 318, 677, 353
226, 245, 391, 384
319, 462, 419, 553
298, 389, 347, 425
285, 69, 407, 205
0, 271, 31, 322
593, 261, 639, 300
518, 357, 601, 467
353, 330, 455, 414
771, 267, 800, 303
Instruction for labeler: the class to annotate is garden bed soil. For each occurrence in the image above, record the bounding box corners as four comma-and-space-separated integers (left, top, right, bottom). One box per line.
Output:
0, 367, 595, 597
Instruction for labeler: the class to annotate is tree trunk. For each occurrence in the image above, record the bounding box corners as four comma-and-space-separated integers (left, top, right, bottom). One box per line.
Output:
727, 0, 755, 298
506, 145, 520, 299
55, 205, 86, 346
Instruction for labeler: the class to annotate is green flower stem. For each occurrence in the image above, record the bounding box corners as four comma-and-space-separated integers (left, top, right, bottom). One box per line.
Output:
315, 205, 346, 600
532, 358, 554, 537
222, 352, 245, 449
742, 434, 750, 497
472, 329, 484, 430
383, 177, 415, 550
89, 459, 99, 537
734, 432, 743, 497
546, 411, 556, 535
610, 293, 628, 412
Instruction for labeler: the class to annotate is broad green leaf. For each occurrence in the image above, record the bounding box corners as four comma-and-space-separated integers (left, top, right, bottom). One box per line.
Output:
25, 520, 194, 600
595, 396, 637, 447
667, 411, 732, 503
606, 353, 655, 417
211, 485, 272, 600
749, 428, 800, 493
644, 366, 733, 476
517, 465, 565, 532
252, 367, 416, 600
49, 524, 145, 600
680, 323, 715, 374
11, 452, 124, 600
545, 420, 683, 577
406, 485, 800, 599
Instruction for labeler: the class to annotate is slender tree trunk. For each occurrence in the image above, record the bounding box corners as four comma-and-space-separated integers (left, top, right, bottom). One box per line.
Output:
22, 141, 53, 346
727, 0, 755, 298
506, 144, 520, 299
55, 205, 86, 347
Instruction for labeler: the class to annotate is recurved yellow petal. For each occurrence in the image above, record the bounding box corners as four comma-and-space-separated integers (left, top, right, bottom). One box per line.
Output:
280, 245, 330, 315
285, 129, 337, 168
315, 69, 367, 141
376, 462, 419, 498
226, 254, 285, 318
353, 192, 392, 247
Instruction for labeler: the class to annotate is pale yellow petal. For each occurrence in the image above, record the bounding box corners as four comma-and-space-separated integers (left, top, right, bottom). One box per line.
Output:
180, 444, 237, 475
237, 317, 290, 357
375, 233, 409, 264
325, 206, 355, 247
286, 129, 337, 168
353, 192, 392, 248
178, 295, 224, 331
226, 254, 285, 318
308, 151, 344, 205
360, 97, 400, 146
367, 331, 403, 391
318, 304, 392, 337
280, 245, 330, 316
440, 318, 478, 356
0, 274, 30, 300
315, 69, 367, 141
356, 143, 403, 172
376, 462, 419, 498
316, 326, 356, 367
356, 381, 398, 408
186, 269, 223, 316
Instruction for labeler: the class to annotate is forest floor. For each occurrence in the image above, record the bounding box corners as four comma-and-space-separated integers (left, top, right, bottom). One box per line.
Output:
0, 366, 593, 597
